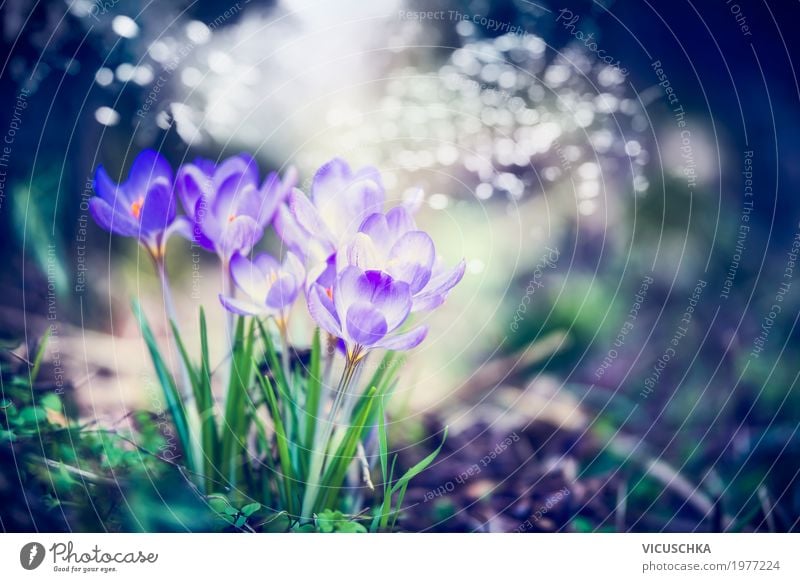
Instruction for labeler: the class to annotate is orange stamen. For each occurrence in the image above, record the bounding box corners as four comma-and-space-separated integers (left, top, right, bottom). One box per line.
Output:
325, 287, 333, 301
228, 214, 237, 223
130, 197, 144, 219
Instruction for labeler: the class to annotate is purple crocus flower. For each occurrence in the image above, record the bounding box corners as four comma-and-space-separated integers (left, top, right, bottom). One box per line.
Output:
337, 206, 466, 312
219, 252, 305, 324
307, 266, 427, 359
90, 149, 182, 259
275, 158, 384, 272
176, 154, 296, 261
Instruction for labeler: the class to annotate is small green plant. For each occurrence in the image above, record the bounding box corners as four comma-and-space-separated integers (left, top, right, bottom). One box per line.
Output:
0, 333, 190, 531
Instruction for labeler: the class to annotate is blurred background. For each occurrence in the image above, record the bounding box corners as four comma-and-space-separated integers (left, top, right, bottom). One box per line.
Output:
1, 0, 799, 532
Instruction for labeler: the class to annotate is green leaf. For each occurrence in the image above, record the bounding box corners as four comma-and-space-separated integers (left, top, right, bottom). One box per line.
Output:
374, 398, 394, 532
352, 353, 403, 432
207, 495, 231, 514
335, 520, 367, 533
316, 387, 377, 512
241, 502, 261, 517
255, 365, 295, 516
132, 299, 194, 474
256, 320, 287, 391
40, 392, 62, 412
14, 406, 48, 426
304, 329, 322, 457
316, 509, 366, 533
169, 320, 201, 397
390, 426, 448, 495
222, 317, 256, 488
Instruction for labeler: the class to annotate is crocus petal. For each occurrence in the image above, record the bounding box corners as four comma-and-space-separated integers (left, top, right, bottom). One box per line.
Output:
266, 274, 299, 310
256, 170, 294, 227
310, 158, 352, 208
139, 180, 176, 233
175, 163, 211, 220
376, 325, 428, 351
219, 294, 266, 316
282, 252, 306, 287
337, 232, 382, 273
368, 271, 412, 331
213, 153, 259, 192
312, 159, 385, 242
232, 183, 266, 223
89, 197, 140, 238
387, 231, 435, 293
274, 204, 306, 256
353, 165, 384, 189
231, 253, 271, 302
94, 165, 124, 205
253, 253, 281, 277
183, 201, 216, 251
307, 284, 342, 336
219, 215, 262, 258
212, 174, 247, 221
126, 149, 173, 198
334, 266, 374, 317
193, 157, 216, 176
385, 206, 417, 239
412, 259, 466, 312
345, 302, 388, 346
359, 213, 390, 243
330, 179, 383, 241
308, 253, 336, 290
289, 189, 336, 252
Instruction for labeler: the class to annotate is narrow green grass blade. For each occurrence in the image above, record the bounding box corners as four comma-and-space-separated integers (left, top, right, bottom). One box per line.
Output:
352, 354, 403, 428
364, 352, 397, 398
390, 480, 409, 530
222, 317, 255, 486
377, 397, 388, 490
390, 426, 448, 495
256, 320, 298, 447
247, 405, 275, 509
132, 300, 194, 473
255, 365, 295, 516
196, 308, 220, 492
316, 387, 377, 512
256, 319, 287, 389
304, 328, 322, 458
374, 399, 393, 531
169, 321, 201, 401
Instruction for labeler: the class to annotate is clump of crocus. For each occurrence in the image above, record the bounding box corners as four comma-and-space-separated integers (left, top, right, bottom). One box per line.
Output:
89, 150, 463, 530
90, 149, 183, 262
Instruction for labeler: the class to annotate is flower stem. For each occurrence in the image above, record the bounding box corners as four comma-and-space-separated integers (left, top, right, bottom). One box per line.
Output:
220, 258, 234, 351
154, 255, 193, 402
